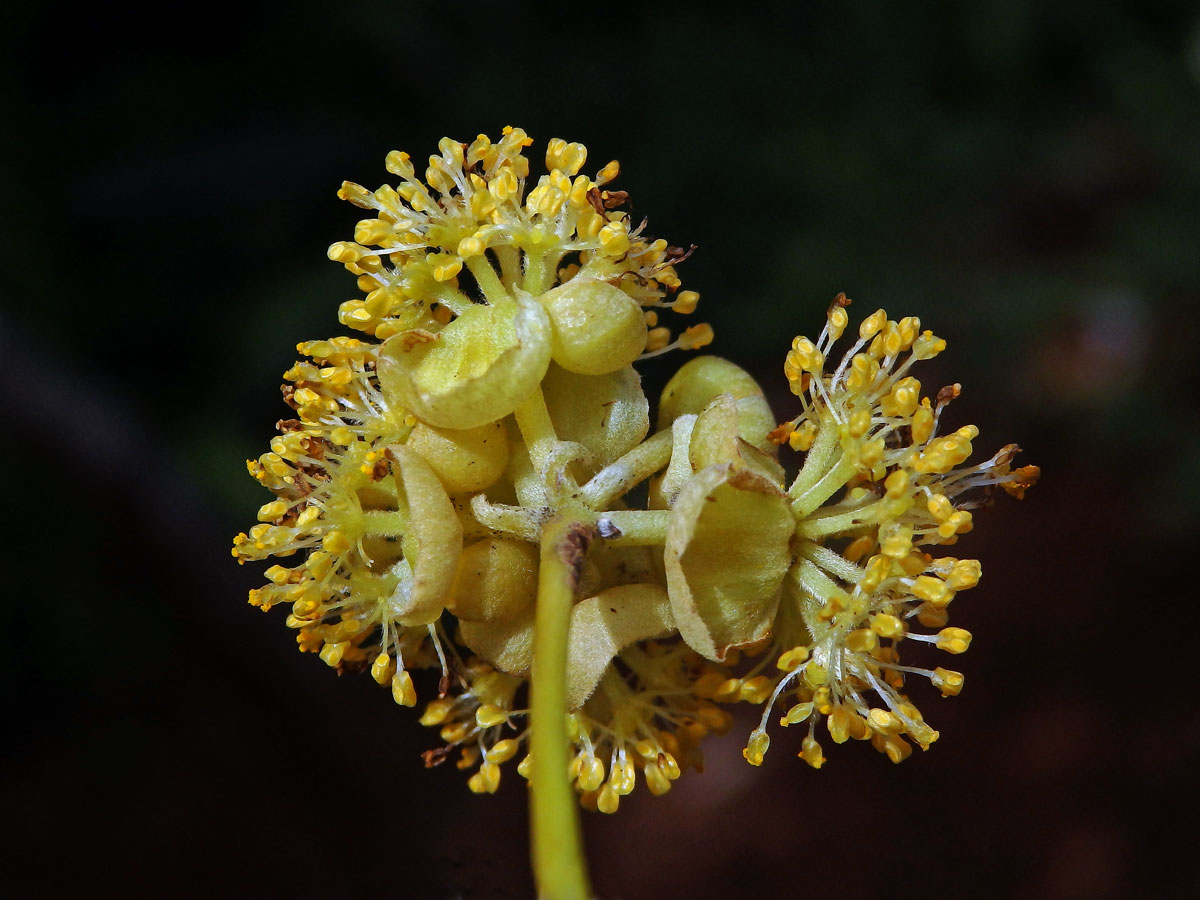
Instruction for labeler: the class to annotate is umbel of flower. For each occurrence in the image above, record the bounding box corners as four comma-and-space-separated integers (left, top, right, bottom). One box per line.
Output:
234, 129, 723, 808
233, 128, 1036, 832
329, 126, 711, 430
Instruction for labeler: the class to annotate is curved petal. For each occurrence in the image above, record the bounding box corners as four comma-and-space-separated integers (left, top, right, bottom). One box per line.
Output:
378, 293, 552, 430
565, 584, 675, 709
665, 463, 793, 661
390, 444, 462, 625
689, 394, 786, 485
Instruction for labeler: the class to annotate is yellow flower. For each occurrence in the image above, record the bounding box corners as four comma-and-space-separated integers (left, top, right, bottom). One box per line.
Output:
738, 295, 1038, 767
328, 126, 705, 362
234, 129, 1038, 833
234, 129, 729, 805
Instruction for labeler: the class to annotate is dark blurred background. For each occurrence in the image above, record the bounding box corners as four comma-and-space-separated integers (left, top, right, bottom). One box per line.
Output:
3, 1, 1198, 897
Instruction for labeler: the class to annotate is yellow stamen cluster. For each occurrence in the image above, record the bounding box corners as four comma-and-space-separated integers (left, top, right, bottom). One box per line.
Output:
328, 127, 705, 357
566, 642, 731, 813
744, 296, 1038, 768
233, 338, 450, 687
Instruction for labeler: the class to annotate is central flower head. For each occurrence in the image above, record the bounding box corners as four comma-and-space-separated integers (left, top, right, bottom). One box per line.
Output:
328, 128, 711, 431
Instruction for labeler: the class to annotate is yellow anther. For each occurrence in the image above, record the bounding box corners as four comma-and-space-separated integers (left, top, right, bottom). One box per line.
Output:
490, 167, 519, 200
789, 336, 825, 374
427, 252, 463, 282
861, 553, 892, 593
802, 662, 829, 688
847, 408, 872, 438
713, 678, 743, 703
478, 761, 501, 793
945, 559, 982, 590
598, 220, 630, 256
868, 708, 903, 734
475, 704, 508, 728
611, 759, 636, 795
845, 352, 880, 392
917, 603, 949, 629
517, 754, 534, 780
693, 670, 726, 699
911, 575, 953, 607
880, 525, 914, 559
384, 149, 415, 178
457, 746, 480, 770
781, 702, 814, 727
844, 535, 875, 562
800, 736, 826, 769
263, 564, 290, 585
897, 316, 921, 349
440, 720, 472, 744
911, 401, 934, 445
884, 469, 910, 499
680, 322, 714, 350
932, 667, 965, 696
467, 771, 488, 794
869, 613, 906, 639
875, 733, 913, 763
828, 306, 848, 340
859, 437, 885, 468
742, 729, 770, 766
456, 235, 486, 258
370, 651, 393, 685
739, 675, 773, 704
322, 531, 351, 555
644, 761, 671, 796
827, 706, 854, 743
391, 670, 417, 707
859, 308, 887, 341
419, 697, 454, 727
673, 290, 700, 314
938, 509, 973, 538
787, 420, 817, 451
306, 550, 332, 579
645, 327, 671, 352
881, 376, 921, 418
926, 494, 953, 521
597, 785, 620, 814
596, 159, 620, 185
936, 627, 972, 654
776, 645, 810, 671
812, 685, 833, 715
658, 751, 681, 780
319, 641, 346, 667
912, 330, 946, 359
487, 744, 520, 763
845, 628, 879, 653
577, 756, 605, 792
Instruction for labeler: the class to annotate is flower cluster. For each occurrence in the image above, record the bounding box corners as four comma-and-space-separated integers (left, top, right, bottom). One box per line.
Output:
234, 131, 1036, 811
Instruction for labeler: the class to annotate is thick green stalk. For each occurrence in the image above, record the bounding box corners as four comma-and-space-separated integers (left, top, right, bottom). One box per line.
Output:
530, 516, 592, 900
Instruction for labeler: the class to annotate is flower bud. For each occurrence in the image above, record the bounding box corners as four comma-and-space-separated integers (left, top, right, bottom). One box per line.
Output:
406, 419, 509, 494
539, 278, 647, 375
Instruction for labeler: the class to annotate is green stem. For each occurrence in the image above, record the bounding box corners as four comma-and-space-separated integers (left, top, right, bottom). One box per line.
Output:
530, 517, 592, 900
466, 255, 511, 305
796, 497, 881, 540
595, 509, 671, 546
788, 416, 840, 500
